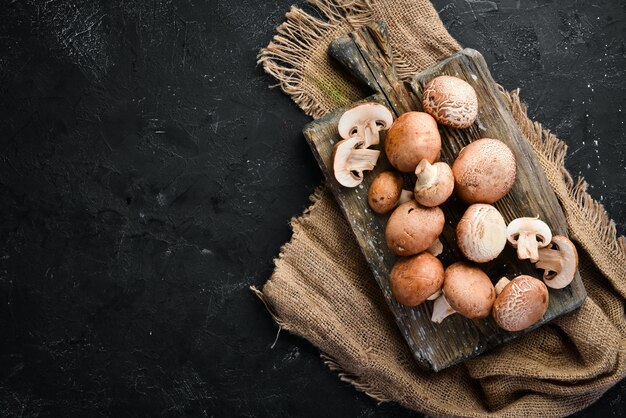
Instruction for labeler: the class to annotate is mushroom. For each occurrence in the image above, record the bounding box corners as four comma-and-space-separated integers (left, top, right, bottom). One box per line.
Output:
535, 235, 578, 289
384, 112, 441, 173
390, 253, 444, 306
337, 102, 394, 147
506, 217, 552, 262
368, 171, 414, 214
451, 138, 517, 204
492, 275, 549, 332
422, 75, 478, 129
456, 204, 507, 263
385, 201, 445, 256
426, 237, 444, 257
332, 137, 381, 187
413, 159, 455, 207
431, 262, 495, 323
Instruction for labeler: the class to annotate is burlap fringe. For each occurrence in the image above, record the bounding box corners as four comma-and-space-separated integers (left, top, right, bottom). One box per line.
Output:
501, 88, 626, 281
257, 0, 375, 119
320, 353, 390, 402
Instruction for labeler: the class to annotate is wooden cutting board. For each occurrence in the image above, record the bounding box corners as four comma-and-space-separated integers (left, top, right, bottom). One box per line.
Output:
302, 21, 586, 371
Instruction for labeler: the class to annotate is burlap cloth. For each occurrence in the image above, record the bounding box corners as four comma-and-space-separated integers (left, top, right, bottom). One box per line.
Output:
254, 1, 626, 416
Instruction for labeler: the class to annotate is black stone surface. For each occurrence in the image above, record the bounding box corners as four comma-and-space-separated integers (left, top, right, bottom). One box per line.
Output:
0, 1, 623, 416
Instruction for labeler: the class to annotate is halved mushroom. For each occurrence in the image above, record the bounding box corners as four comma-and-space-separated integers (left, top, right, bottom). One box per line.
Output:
390, 253, 444, 306
368, 171, 413, 214
413, 159, 455, 207
337, 102, 394, 147
456, 204, 507, 263
431, 262, 495, 323
535, 235, 578, 289
385, 201, 445, 256
332, 137, 381, 187
492, 275, 549, 332
506, 217, 552, 262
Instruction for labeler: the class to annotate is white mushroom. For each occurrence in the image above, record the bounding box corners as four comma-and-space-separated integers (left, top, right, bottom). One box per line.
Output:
337, 102, 394, 147
535, 235, 578, 289
332, 137, 380, 187
506, 217, 552, 262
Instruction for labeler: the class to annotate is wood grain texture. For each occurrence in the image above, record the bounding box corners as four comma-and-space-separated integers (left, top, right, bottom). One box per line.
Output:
304, 21, 586, 371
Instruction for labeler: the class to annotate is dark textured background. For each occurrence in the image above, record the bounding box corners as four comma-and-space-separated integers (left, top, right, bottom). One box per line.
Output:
0, 0, 624, 416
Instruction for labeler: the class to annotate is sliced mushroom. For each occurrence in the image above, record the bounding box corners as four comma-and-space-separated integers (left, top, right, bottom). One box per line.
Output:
535, 235, 578, 289
452, 138, 517, 204
390, 253, 444, 306
413, 159, 455, 207
384, 112, 441, 173
492, 275, 549, 332
431, 262, 495, 323
422, 75, 478, 129
385, 201, 445, 256
506, 217, 552, 262
456, 204, 507, 263
368, 171, 413, 214
337, 102, 394, 147
332, 137, 380, 187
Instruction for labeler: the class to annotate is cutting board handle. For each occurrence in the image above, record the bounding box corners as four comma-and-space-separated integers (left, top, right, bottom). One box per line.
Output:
328, 20, 419, 114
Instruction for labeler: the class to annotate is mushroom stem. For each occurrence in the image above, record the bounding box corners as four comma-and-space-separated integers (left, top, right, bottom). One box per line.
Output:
414, 159, 438, 190
360, 119, 380, 147
426, 237, 443, 257
495, 277, 510, 295
346, 149, 381, 171
431, 294, 456, 323
398, 189, 414, 205
516, 232, 540, 262
427, 289, 442, 301
535, 248, 561, 278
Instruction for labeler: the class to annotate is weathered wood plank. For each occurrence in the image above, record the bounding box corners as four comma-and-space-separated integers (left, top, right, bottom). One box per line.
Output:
304, 22, 586, 371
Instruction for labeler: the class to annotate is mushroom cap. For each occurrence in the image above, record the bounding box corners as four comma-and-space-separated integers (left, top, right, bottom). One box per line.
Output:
384, 112, 441, 173
385, 201, 445, 256
422, 75, 478, 129
536, 235, 578, 289
368, 171, 404, 214
390, 253, 444, 306
492, 275, 549, 332
337, 102, 394, 139
332, 137, 380, 187
443, 262, 495, 319
413, 160, 455, 207
452, 138, 517, 204
456, 204, 507, 263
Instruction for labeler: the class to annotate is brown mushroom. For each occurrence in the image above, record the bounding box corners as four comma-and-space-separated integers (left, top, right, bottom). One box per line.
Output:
368, 171, 414, 214
431, 262, 495, 323
385, 201, 445, 256
535, 235, 578, 289
456, 204, 507, 263
492, 275, 549, 332
337, 102, 394, 147
390, 253, 444, 306
452, 138, 516, 204
384, 112, 441, 173
506, 217, 552, 262
413, 159, 455, 207
422, 75, 478, 129
332, 137, 380, 187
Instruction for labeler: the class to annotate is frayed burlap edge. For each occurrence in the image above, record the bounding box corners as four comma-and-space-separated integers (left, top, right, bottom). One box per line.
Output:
257, 0, 375, 119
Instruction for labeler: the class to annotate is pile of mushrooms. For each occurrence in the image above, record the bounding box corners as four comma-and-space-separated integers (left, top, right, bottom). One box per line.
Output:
330, 75, 580, 334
